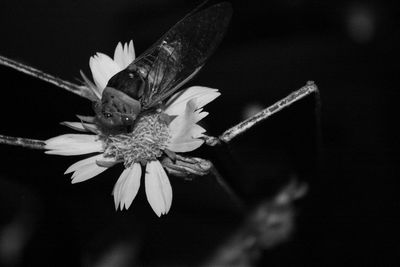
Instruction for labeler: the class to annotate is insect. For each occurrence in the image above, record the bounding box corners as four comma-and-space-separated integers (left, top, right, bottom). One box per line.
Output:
93, 2, 232, 134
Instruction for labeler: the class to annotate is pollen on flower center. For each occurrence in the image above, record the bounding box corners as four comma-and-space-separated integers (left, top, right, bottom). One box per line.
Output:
103, 112, 170, 167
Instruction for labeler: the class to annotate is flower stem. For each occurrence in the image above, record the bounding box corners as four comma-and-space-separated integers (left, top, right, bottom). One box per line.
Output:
0, 54, 96, 101
204, 81, 319, 146
0, 134, 45, 150
210, 163, 245, 209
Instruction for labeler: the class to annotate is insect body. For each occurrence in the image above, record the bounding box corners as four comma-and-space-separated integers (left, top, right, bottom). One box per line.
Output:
94, 2, 232, 134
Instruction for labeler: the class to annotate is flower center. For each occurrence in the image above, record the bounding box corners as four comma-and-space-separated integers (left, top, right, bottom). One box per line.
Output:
103, 112, 170, 167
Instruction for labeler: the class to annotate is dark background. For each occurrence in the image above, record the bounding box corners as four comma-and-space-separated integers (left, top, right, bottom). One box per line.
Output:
0, 0, 398, 266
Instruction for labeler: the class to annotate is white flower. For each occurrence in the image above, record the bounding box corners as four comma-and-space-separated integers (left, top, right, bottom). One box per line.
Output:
45, 40, 220, 217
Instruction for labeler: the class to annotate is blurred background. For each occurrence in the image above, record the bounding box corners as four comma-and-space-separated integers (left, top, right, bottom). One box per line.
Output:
0, 0, 398, 266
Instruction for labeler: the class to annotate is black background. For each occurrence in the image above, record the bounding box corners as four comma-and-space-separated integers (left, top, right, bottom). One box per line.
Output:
0, 0, 398, 266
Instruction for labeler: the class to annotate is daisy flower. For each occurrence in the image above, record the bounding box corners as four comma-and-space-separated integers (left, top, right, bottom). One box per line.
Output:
45, 40, 220, 217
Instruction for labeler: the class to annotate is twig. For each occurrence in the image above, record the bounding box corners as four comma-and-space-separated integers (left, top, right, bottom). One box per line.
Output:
0, 55, 96, 101
0, 134, 45, 150
209, 164, 245, 209
162, 155, 245, 209
204, 81, 319, 145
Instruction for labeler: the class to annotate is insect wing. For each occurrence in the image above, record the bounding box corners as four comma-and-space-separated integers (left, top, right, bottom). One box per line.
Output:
130, 2, 232, 109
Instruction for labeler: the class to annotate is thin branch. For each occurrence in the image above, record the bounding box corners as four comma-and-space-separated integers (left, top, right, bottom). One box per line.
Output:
0, 55, 96, 101
0, 134, 45, 150
162, 155, 245, 209
204, 81, 319, 146
209, 164, 245, 209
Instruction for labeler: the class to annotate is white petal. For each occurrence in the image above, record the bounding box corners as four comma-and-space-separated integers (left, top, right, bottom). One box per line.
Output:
197, 111, 209, 121
165, 86, 220, 116
113, 40, 135, 69
64, 154, 113, 183
76, 115, 95, 123
45, 134, 103, 155
128, 40, 135, 60
113, 168, 130, 210
113, 42, 124, 69
89, 52, 122, 90
112, 163, 141, 210
121, 164, 141, 209
167, 100, 205, 153
61, 121, 98, 133
168, 139, 204, 152
145, 161, 172, 217
61, 121, 89, 132
71, 160, 108, 184
65, 154, 113, 174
